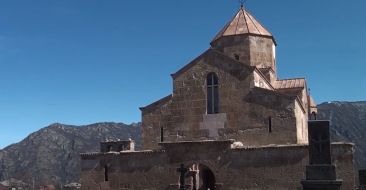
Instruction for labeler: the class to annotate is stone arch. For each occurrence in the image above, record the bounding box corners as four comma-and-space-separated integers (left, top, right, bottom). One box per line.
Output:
198, 164, 216, 190
183, 162, 218, 190
311, 111, 317, 120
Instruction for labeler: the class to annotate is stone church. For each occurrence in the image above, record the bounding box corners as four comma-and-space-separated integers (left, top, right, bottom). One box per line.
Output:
80, 6, 356, 190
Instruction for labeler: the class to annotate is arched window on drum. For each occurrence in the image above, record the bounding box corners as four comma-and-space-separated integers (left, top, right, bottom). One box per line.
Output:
207, 73, 219, 114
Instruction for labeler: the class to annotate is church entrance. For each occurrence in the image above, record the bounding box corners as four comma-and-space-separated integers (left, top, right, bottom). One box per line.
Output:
198, 164, 216, 190
182, 163, 216, 190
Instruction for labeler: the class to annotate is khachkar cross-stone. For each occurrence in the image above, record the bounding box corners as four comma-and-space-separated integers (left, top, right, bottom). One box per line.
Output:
359, 169, 366, 190
177, 164, 188, 190
301, 120, 342, 190
308, 120, 331, 165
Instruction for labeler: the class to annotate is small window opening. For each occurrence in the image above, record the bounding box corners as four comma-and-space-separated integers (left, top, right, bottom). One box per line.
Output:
268, 116, 272, 133
234, 54, 240, 60
118, 144, 124, 151
311, 112, 317, 120
126, 143, 130, 150
104, 165, 109, 181
160, 127, 164, 142
107, 145, 112, 152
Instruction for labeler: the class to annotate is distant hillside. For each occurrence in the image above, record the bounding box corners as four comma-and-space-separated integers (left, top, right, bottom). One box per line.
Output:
318, 101, 366, 168
0, 122, 141, 186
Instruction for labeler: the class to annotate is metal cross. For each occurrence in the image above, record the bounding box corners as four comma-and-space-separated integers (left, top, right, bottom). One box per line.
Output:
177, 164, 188, 190
239, 0, 247, 8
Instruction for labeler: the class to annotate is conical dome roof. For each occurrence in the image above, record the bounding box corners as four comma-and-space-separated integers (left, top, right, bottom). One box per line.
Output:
212, 6, 274, 43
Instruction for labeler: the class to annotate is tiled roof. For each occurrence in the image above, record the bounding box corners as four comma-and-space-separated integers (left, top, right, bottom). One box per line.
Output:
274, 78, 306, 89
212, 6, 273, 42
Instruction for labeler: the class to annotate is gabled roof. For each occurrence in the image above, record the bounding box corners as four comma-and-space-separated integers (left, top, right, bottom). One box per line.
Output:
171, 48, 256, 80
274, 78, 306, 89
212, 6, 274, 43
170, 49, 211, 79
139, 94, 172, 113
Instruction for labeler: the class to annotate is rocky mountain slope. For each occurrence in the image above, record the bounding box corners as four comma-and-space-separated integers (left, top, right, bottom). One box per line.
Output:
0, 122, 141, 187
317, 101, 366, 168
0, 101, 365, 187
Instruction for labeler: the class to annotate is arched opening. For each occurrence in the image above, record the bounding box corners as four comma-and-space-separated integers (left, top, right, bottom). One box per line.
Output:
160, 127, 164, 142
199, 164, 216, 190
207, 73, 219, 114
311, 111, 317, 120
104, 165, 109, 181
107, 145, 112, 152
268, 116, 272, 133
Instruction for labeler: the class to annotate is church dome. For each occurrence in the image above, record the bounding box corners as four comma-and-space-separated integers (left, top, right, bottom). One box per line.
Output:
211, 6, 275, 44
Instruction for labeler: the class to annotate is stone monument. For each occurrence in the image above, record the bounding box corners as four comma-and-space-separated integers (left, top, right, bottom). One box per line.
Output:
177, 164, 188, 190
359, 169, 366, 190
301, 120, 342, 190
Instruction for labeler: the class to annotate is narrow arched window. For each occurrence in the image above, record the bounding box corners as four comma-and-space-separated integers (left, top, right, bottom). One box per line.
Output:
207, 73, 219, 114
268, 116, 272, 133
104, 165, 109, 181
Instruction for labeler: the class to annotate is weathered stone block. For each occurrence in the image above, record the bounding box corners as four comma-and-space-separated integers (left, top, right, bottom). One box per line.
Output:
360, 169, 366, 185
301, 180, 342, 190
306, 165, 336, 180
359, 169, 366, 190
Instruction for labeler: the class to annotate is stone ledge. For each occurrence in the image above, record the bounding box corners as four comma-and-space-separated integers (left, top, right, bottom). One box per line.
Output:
158, 139, 235, 146
301, 179, 343, 186
80, 149, 166, 159
231, 142, 354, 151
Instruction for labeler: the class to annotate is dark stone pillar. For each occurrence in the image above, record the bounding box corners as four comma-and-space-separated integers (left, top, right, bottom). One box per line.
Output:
359, 169, 366, 190
177, 164, 188, 190
301, 120, 342, 190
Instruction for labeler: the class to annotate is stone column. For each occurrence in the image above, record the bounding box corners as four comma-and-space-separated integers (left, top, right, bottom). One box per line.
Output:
301, 120, 342, 190
177, 164, 188, 190
359, 169, 366, 190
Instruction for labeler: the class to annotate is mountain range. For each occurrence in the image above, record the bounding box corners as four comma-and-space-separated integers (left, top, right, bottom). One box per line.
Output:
317, 101, 366, 168
0, 122, 140, 187
0, 101, 365, 186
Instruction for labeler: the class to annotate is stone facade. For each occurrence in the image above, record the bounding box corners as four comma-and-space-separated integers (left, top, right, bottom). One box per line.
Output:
140, 7, 312, 150
80, 6, 357, 190
141, 48, 307, 150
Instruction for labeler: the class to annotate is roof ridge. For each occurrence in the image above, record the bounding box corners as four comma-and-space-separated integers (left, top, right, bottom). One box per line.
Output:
244, 8, 274, 36
242, 8, 250, 35
244, 9, 261, 34
234, 10, 242, 35
277, 77, 305, 81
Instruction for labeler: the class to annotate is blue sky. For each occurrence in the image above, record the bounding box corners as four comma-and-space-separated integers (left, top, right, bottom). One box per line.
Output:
0, 0, 365, 148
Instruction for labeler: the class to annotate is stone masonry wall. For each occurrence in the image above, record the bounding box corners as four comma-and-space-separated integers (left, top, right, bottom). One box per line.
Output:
80, 143, 355, 190
295, 100, 308, 144
211, 35, 251, 65
248, 36, 275, 69
211, 35, 275, 70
